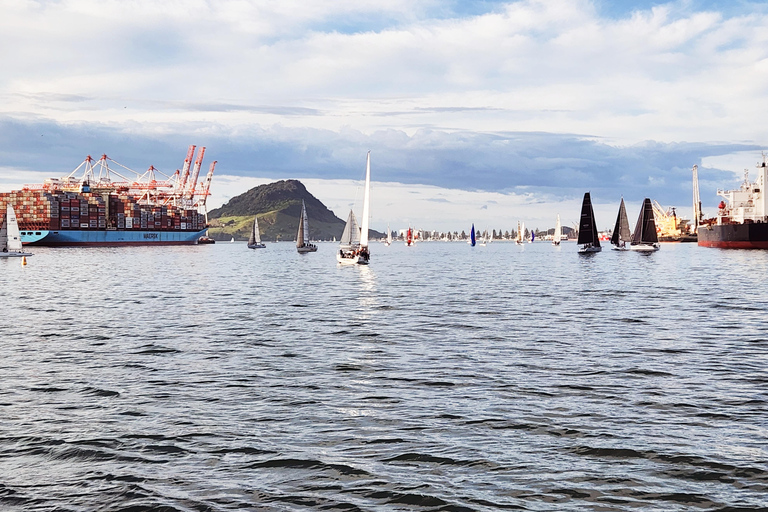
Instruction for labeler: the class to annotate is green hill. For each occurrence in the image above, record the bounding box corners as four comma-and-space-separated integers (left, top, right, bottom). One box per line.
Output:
207, 179, 382, 241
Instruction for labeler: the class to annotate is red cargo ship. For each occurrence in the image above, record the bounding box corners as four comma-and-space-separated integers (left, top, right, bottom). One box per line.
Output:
697, 154, 768, 249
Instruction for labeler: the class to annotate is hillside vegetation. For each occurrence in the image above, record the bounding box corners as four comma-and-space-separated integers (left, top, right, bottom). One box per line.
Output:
207, 179, 382, 241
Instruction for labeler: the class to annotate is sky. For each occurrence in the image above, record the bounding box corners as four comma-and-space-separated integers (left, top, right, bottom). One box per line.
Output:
1, 0, 768, 232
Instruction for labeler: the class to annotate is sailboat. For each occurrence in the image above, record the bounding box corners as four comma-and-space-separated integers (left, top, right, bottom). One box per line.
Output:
337, 151, 371, 265
385, 224, 392, 246
631, 197, 661, 252
552, 214, 562, 246
296, 200, 317, 253
530, 231, 535, 243
469, 224, 476, 246
247, 216, 266, 249
516, 221, 524, 245
0, 205, 33, 258
610, 198, 632, 251
405, 227, 414, 246
577, 192, 602, 253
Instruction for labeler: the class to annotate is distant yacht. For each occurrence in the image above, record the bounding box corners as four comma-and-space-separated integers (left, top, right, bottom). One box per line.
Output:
630, 198, 661, 252
337, 151, 371, 265
611, 198, 631, 251
552, 214, 562, 246
577, 192, 601, 253
296, 200, 317, 253
0, 205, 33, 258
247, 216, 266, 249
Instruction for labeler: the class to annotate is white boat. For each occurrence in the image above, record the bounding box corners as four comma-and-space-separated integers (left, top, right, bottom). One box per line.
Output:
516, 221, 525, 245
385, 224, 392, 246
0, 205, 33, 258
630, 198, 660, 252
552, 214, 562, 246
577, 192, 602, 253
337, 151, 371, 265
611, 198, 632, 251
247, 216, 266, 249
296, 200, 317, 253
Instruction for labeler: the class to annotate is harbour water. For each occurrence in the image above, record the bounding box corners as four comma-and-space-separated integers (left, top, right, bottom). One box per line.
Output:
1, 241, 767, 511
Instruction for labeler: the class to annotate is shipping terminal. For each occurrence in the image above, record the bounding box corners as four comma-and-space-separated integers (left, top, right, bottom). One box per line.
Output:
0, 146, 215, 247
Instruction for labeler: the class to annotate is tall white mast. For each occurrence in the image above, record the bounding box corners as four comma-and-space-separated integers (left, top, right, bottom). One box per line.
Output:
692, 164, 702, 233
359, 151, 371, 248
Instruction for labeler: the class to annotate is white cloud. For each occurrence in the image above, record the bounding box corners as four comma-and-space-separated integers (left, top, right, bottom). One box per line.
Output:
1, 0, 767, 144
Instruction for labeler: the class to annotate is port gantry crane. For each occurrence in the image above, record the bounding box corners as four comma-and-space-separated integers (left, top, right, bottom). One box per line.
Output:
29, 145, 216, 215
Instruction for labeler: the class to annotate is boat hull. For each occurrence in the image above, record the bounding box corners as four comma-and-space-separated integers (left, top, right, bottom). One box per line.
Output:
697, 223, 768, 249
630, 243, 660, 252
297, 245, 317, 253
248, 243, 266, 249
0, 252, 33, 258
21, 229, 206, 247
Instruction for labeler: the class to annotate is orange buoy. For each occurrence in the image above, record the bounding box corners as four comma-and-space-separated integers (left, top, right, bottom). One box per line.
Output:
21, 256, 27, 265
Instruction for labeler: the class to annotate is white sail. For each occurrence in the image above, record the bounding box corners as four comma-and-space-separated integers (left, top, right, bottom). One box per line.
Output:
360, 151, 371, 248
247, 215, 266, 248
6, 205, 23, 252
555, 214, 562, 243
339, 210, 360, 248
302, 200, 310, 244
386, 223, 392, 245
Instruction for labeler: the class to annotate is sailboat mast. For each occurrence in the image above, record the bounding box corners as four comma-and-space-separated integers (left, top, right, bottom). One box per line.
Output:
360, 151, 371, 248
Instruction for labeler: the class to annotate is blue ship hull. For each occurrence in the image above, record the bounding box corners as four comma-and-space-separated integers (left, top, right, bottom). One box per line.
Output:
21, 229, 207, 247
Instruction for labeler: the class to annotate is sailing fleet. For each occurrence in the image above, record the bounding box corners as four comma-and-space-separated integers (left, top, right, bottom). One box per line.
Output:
157, 151, 663, 265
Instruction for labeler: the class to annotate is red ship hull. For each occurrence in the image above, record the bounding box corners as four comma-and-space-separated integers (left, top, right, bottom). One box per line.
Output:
697, 223, 768, 249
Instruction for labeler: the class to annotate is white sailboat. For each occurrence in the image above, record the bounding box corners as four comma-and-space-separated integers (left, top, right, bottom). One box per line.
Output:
0, 205, 33, 258
516, 221, 525, 245
296, 200, 317, 253
247, 216, 266, 249
337, 151, 371, 265
385, 224, 392, 246
552, 214, 562, 246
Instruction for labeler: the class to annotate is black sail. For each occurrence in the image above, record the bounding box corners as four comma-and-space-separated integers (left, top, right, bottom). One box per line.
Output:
611, 198, 631, 246
632, 198, 659, 244
577, 192, 600, 247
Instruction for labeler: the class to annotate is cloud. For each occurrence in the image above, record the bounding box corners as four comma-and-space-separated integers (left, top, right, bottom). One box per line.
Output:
1, 0, 767, 143
0, 115, 751, 209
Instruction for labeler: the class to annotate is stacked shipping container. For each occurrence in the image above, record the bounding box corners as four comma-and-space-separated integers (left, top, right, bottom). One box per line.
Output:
0, 189, 206, 234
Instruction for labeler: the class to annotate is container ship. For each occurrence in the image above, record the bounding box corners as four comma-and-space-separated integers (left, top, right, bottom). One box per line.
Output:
697, 154, 768, 249
0, 145, 216, 247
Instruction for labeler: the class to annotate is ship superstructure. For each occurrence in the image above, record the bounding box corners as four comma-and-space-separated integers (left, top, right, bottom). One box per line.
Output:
0, 146, 217, 246
698, 154, 768, 248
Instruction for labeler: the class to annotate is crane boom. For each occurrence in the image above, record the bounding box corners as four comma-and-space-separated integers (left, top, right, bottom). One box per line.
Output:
178, 145, 196, 198
200, 160, 216, 223
186, 146, 205, 200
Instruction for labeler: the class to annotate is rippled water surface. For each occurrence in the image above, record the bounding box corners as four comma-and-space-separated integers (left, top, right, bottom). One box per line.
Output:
1, 241, 767, 511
